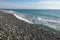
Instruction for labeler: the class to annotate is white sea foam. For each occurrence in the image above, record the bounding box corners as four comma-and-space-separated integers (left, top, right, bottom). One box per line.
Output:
13, 14, 32, 23
1, 10, 12, 13
30, 16, 60, 29
37, 16, 60, 24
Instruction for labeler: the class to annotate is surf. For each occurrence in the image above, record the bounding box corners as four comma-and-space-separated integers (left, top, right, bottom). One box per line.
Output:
1, 9, 60, 30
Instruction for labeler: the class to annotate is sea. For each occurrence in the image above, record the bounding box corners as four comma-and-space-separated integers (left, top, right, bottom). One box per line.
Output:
1, 9, 60, 30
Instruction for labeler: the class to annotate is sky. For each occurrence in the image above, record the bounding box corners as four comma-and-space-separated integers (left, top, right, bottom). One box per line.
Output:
0, 0, 60, 9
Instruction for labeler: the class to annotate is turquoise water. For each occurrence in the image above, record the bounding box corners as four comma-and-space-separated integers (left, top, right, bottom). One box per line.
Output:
3, 9, 60, 19
1, 9, 60, 30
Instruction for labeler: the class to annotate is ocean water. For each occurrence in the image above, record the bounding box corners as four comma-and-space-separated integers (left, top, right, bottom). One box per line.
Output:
1, 9, 60, 30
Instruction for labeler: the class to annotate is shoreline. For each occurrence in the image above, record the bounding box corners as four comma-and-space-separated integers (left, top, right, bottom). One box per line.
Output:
0, 11, 60, 40
0, 10, 33, 24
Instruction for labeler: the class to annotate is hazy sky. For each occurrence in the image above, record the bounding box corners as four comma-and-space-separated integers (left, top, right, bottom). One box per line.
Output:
0, 0, 60, 9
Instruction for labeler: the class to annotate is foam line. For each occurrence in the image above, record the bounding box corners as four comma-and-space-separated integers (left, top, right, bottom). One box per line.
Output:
13, 14, 32, 23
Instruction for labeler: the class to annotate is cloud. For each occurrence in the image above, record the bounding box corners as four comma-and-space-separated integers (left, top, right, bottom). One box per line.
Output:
0, 2, 40, 9
0, 1, 60, 9
35, 1, 60, 9
39, 1, 60, 4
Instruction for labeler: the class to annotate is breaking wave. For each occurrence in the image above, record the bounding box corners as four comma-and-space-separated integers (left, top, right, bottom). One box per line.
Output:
1, 10, 60, 30
0, 10, 32, 23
